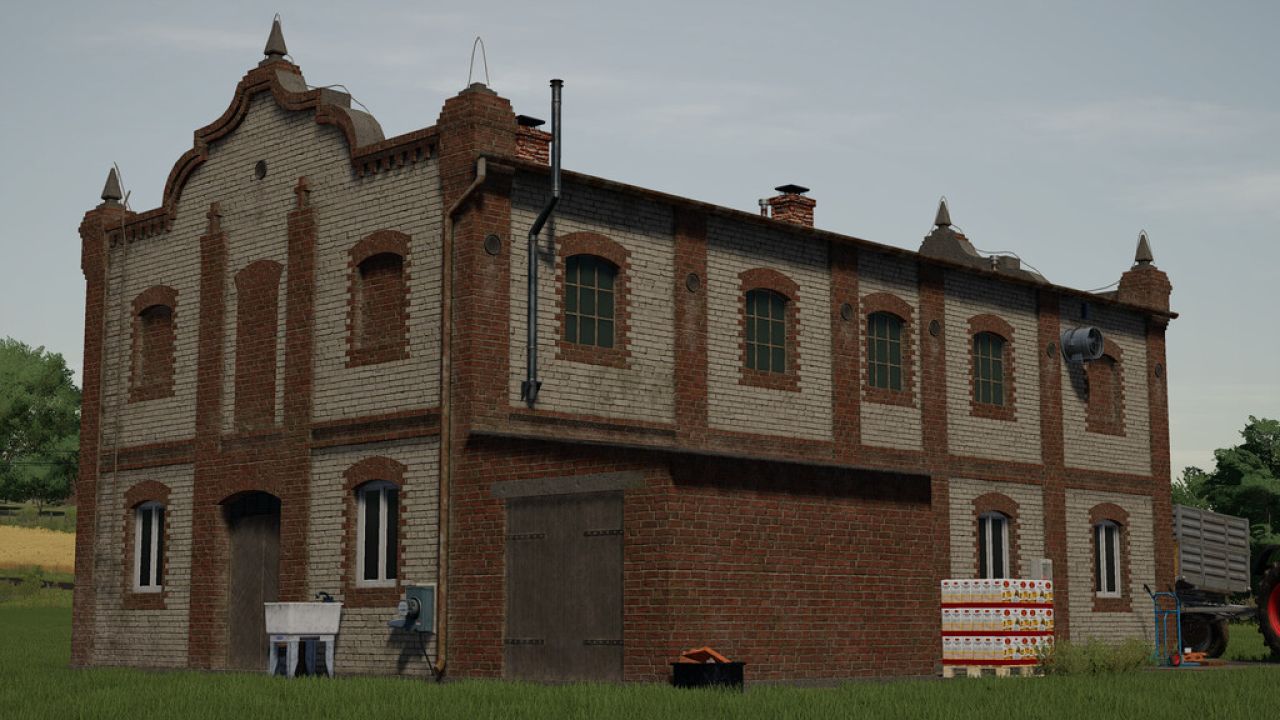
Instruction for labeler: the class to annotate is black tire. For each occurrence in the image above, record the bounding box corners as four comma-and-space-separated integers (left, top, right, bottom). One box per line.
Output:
1259, 561, 1280, 658
1180, 614, 1228, 658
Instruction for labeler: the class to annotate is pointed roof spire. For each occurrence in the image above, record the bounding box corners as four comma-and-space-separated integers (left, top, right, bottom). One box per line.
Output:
1135, 230, 1154, 265
934, 197, 951, 227
101, 167, 123, 205
263, 16, 287, 61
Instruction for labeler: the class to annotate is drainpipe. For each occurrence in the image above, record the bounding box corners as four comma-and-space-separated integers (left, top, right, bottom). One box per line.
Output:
520, 79, 562, 407
436, 155, 488, 679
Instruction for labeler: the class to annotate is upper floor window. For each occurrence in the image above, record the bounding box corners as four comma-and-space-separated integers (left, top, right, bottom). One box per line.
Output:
745, 289, 787, 374
978, 512, 1010, 579
1094, 520, 1122, 597
348, 231, 411, 367
134, 502, 165, 592
973, 332, 1005, 406
866, 312, 904, 391
356, 481, 399, 587
130, 286, 178, 402
564, 254, 617, 349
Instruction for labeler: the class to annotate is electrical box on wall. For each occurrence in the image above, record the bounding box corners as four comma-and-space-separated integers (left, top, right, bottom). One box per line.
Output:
387, 584, 435, 633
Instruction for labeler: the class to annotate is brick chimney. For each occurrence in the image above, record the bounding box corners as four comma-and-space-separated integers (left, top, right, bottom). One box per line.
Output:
766, 184, 815, 227
515, 115, 552, 165
1116, 231, 1172, 313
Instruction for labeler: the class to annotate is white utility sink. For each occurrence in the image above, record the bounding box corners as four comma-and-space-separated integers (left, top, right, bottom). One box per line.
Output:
264, 602, 343, 635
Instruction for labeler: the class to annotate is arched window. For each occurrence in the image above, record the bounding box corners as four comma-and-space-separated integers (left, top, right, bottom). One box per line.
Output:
1094, 520, 1122, 597
356, 481, 399, 587
348, 230, 411, 367
973, 332, 1006, 406
866, 312, 904, 391
134, 501, 165, 592
978, 512, 1010, 579
745, 288, 787, 374
130, 286, 177, 402
564, 254, 617, 349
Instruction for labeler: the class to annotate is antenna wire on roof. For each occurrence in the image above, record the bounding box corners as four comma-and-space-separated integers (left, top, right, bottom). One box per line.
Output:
468, 37, 491, 86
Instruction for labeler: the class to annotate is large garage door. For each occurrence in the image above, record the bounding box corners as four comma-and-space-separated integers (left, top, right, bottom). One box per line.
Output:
505, 491, 623, 682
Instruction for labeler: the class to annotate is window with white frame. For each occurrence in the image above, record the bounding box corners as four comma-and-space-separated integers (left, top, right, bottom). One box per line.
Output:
134, 502, 165, 592
356, 481, 399, 586
977, 512, 1010, 579
1095, 521, 1122, 596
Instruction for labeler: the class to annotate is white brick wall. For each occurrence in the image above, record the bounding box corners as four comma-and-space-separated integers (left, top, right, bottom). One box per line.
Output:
944, 272, 1042, 464
90, 464, 193, 667
948, 478, 1045, 579
1064, 489, 1154, 643
858, 252, 921, 449
1060, 302, 1150, 475
705, 216, 833, 441
308, 438, 439, 675
509, 177, 675, 423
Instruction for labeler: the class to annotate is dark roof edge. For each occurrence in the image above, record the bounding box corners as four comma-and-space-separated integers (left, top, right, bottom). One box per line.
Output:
490, 154, 1178, 321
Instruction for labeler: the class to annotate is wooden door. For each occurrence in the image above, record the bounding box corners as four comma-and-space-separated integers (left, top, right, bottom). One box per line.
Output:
505, 492, 623, 682
225, 493, 281, 671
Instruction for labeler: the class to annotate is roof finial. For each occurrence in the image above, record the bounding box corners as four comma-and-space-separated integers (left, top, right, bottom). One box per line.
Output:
263, 15, 288, 62
1135, 230, 1154, 266
101, 167, 123, 205
934, 196, 951, 227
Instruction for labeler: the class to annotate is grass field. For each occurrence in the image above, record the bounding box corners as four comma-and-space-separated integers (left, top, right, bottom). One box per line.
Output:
0, 502, 76, 533
0, 604, 1276, 720
0, 525, 76, 575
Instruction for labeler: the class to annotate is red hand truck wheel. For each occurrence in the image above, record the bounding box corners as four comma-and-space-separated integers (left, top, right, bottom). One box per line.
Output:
1170, 652, 1181, 667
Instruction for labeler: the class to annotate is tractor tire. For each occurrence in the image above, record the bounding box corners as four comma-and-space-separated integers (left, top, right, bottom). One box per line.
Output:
1259, 561, 1280, 658
1181, 614, 1229, 658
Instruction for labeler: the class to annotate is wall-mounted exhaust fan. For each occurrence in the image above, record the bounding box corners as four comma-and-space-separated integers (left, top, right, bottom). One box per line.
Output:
1060, 326, 1104, 363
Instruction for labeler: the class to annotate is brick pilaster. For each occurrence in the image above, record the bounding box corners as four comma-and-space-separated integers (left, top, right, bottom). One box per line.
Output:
918, 264, 949, 671
673, 209, 708, 445
1147, 319, 1175, 593
830, 242, 860, 462
1036, 289, 1070, 639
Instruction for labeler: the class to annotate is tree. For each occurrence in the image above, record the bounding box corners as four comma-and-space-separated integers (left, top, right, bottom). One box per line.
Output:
0, 338, 80, 511
1176, 416, 1280, 551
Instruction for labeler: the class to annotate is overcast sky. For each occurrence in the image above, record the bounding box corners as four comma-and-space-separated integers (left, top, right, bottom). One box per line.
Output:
1, 1, 1276, 478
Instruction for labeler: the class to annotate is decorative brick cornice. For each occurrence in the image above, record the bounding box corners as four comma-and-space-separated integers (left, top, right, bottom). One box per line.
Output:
341, 456, 409, 608
737, 267, 801, 392
346, 230, 412, 368
128, 285, 179, 403
967, 313, 1017, 422
1089, 503, 1132, 612
860, 291, 915, 407
1085, 338, 1126, 437
122, 481, 172, 611
971, 492, 1022, 578
555, 232, 632, 368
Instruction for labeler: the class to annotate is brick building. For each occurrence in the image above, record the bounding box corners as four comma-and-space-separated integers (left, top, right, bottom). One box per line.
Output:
72, 21, 1175, 681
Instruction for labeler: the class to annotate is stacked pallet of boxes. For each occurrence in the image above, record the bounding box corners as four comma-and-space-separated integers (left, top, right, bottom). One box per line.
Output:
941, 579, 1054, 677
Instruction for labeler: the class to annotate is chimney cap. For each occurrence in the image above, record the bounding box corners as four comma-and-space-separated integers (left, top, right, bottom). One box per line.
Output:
263, 16, 288, 61
1135, 230, 1154, 265
774, 184, 810, 195
934, 197, 951, 227
516, 114, 546, 128
101, 167, 123, 205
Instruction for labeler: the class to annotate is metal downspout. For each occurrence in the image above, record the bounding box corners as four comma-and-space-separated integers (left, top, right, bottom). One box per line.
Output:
436, 156, 488, 678
521, 79, 562, 407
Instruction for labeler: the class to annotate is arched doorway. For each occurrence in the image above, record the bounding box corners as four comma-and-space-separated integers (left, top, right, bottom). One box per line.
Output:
222, 491, 281, 670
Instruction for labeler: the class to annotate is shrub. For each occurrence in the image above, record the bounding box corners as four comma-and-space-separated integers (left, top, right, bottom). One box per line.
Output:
1039, 637, 1152, 675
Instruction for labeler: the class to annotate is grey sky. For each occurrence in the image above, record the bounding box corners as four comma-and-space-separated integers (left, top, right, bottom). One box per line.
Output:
2, 1, 1276, 478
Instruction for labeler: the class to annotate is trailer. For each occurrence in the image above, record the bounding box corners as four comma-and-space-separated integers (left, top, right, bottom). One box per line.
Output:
1173, 504, 1280, 658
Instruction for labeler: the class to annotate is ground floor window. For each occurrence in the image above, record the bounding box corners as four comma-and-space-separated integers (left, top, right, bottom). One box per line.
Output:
134, 502, 165, 591
356, 481, 399, 586
978, 512, 1009, 579
1095, 521, 1122, 596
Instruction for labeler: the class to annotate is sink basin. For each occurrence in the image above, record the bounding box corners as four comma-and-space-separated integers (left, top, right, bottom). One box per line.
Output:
264, 602, 343, 635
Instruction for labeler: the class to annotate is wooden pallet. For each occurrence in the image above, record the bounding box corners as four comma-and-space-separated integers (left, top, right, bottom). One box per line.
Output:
942, 664, 1041, 679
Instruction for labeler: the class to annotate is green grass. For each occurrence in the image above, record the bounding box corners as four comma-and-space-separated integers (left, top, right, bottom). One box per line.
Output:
0, 502, 76, 533
1225, 621, 1279, 663
1, 606, 1278, 719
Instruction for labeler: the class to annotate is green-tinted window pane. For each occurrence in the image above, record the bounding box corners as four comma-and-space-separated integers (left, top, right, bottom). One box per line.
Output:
746, 342, 756, 369
565, 285, 578, 314
890, 365, 901, 391
992, 384, 1003, 406
745, 315, 755, 342
888, 317, 901, 342
581, 287, 595, 316
771, 317, 785, 345
580, 318, 595, 346
754, 345, 767, 372
889, 339, 901, 366
770, 295, 783, 320
598, 320, 614, 348
771, 347, 785, 373
566, 257, 579, 284
598, 264, 614, 291
565, 315, 577, 343
598, 290, 613, 319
